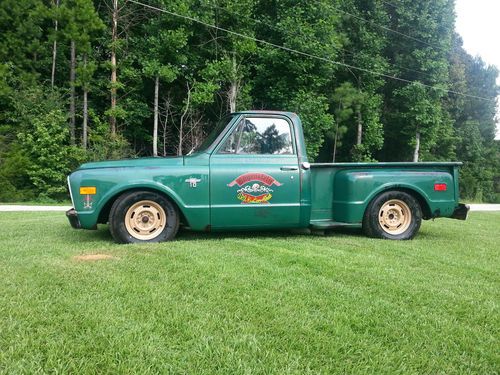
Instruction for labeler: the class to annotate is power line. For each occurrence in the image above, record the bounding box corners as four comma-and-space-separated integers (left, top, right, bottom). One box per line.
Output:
224, 0, 450, 77
203, 2, 438, 81
330, 3, 447, 54
379, 0, 399, 9
127, 0, 496, 103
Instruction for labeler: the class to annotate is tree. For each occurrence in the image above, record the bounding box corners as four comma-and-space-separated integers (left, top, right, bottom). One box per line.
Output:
332, 82, 384, 162
382, 0, 455, 162
50, 0, 60, 89
395, 84, 445, 161
0, 0, 499, 202
138, 19, 186, 155
251, 0, 342, 159
60, 0, 104, 145
5, 86, 84, 199
448, 36, 500, 200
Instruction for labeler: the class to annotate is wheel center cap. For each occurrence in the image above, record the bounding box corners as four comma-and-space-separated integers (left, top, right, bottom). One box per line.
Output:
142, 216, 150, 223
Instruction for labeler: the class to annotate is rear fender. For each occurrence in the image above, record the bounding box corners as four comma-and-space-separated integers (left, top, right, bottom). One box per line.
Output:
331, 169, 454, 223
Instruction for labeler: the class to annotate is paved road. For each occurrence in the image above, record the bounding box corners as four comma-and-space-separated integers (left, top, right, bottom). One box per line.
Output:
468, 204, 500, 212
1, 204, 500, 212
0, 205, 72, 212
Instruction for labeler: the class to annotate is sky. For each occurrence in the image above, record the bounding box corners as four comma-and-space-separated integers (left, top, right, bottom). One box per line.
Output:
454, 0, 500, 139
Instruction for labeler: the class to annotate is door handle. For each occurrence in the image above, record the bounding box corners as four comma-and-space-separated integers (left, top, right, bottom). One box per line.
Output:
280, 166, 299, 171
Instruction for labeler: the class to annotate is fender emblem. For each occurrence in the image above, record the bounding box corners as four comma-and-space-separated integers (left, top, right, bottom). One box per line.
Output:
185, 177, 201, 188
83, 194, 93, 209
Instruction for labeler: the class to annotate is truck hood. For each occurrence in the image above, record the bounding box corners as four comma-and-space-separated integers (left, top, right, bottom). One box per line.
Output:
77, 156, 184, 170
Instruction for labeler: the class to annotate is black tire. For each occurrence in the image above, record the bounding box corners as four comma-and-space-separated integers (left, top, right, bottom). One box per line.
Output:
109, 190, 179, 244
362, 190, 422, 240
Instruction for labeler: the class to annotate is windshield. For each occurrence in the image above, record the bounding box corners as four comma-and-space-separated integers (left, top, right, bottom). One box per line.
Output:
192, 115, 235, 153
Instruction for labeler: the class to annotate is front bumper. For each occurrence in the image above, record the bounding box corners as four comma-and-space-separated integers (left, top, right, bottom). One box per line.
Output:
66, 208, 81, 229
450, 203, 469, 220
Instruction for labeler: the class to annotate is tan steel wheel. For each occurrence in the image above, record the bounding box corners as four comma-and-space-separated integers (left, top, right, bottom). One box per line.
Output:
378, 199, 412, 235
124, 200, 167, 241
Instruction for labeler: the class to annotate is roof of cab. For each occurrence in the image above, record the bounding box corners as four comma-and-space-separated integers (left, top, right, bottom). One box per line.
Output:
232, 110, 297, 119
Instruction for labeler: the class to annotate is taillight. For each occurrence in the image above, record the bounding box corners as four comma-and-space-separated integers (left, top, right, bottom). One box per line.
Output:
434, 183, 447, 191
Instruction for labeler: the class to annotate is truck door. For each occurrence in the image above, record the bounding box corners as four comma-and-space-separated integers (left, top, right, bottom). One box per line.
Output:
210, 115, 301, 229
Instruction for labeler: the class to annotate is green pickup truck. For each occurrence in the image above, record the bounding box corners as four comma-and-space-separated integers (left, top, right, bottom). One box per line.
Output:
66, 110, 469, 243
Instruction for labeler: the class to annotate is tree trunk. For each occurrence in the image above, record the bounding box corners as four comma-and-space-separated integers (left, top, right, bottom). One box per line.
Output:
50, 0, 59, 89
333, 104, 340, 162
69, 40, 76, 145
110, 0, 118, 136
228, 55, 238, 113
161, 97, 172, 156
228, 81, 237, 113
82, 54, 88, 150
413, 130, 420, 162
163, 122, 167, 156
332, 123, 339, 163
153, 75, 159, 156
178, 83, 191, 156
356, 104, 362, 146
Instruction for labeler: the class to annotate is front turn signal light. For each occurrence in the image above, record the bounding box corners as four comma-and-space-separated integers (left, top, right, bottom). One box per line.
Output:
80, 186, 97, 195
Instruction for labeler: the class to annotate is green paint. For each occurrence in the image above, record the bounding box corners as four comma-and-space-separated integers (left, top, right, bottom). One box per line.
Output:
67, 111, 465, 233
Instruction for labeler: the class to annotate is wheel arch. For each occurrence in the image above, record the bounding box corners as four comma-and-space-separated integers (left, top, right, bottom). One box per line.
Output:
364, 185, 432, 220
97, 187, 189, 227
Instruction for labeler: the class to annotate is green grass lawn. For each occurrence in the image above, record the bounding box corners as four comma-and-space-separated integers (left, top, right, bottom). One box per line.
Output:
0, 212, 498, 374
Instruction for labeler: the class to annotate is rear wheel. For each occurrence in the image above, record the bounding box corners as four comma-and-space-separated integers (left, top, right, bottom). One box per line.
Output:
363, 191, 422, 240
109, 191, 179, 243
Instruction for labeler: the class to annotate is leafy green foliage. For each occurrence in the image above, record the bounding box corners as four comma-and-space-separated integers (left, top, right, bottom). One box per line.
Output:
0, 0, 498, 201
18, 111, 77, 199
5, 87, 85, 200
289, 90, 334, 159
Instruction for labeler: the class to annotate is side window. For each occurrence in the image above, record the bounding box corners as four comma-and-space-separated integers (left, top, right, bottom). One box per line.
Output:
219, 117, 294, 155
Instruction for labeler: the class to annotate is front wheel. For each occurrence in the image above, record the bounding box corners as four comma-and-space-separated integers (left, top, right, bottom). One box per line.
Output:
363, 191, 422, 240
109, 191, 179, 244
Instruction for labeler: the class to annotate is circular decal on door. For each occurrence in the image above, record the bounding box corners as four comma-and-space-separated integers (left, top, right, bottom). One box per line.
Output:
227, 172, 282, 204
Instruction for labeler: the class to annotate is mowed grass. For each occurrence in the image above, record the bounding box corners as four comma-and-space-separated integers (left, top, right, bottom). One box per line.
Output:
0, 212, 498, 374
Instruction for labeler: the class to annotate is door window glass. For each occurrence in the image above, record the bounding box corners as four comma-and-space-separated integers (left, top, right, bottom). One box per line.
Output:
219, 117, 294, 155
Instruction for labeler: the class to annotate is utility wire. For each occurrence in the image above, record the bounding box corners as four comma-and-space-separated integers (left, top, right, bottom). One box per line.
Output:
379, 0, 399, 9
330, 3, 447, 53
127, 0, 495, 103
203, 2, 438, 81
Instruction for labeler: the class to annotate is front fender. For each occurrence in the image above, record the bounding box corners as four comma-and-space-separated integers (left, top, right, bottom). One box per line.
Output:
69, 166, 210, 230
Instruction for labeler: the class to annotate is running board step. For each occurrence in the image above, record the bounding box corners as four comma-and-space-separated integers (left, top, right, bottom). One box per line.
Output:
309, 221, 361, 230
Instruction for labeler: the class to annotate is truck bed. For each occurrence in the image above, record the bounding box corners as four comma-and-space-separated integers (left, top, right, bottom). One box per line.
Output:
309, 162, 462, 228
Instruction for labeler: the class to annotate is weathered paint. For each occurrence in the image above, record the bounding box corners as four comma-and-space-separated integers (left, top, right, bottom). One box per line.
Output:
309, 165, 458, 225
68, 155, 210, 230
67, 110, 464, 232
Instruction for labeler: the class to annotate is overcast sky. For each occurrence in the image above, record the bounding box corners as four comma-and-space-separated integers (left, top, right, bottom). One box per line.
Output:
455, 0, 500, 139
